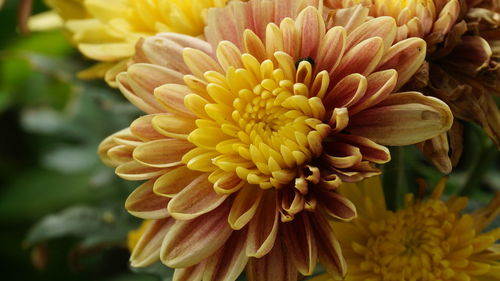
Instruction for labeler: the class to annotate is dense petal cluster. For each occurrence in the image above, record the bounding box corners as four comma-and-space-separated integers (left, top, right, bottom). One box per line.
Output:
325, 0, 460, 43
98, 1, 452, 280
311, 177, 500, 281
43, 0, 237, 85
328, 0, 500, 174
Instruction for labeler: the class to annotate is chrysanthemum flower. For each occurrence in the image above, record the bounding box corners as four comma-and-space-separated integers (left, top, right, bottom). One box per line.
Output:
311, 177, 500, 281
99, 1, 452, 280
325, 0, 460, 43
42, 0, 239, 85
328, 0, 500, 174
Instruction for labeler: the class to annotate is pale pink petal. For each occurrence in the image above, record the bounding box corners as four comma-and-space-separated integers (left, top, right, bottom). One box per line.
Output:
331, 37, 385, 84
154, 84, 197, 118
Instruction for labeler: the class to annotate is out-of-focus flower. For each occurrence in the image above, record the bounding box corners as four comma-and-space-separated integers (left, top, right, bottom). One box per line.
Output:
99, 1, 452, 280
39, 0, 239, 86
328, 0, 500, 174
127, 220, 151, 252
311, 176, 500, 281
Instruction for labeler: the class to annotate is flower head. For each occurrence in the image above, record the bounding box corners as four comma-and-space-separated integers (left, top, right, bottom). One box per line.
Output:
99, 1, 452, 280
43, 0, 238, 85
312, 177, 500, 281
325, 0, 461, 43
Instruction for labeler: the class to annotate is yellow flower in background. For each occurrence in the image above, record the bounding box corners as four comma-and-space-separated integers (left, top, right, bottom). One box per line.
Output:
38, 0, 237, 86
312, 177, 500, 281
127, 220, 151, 252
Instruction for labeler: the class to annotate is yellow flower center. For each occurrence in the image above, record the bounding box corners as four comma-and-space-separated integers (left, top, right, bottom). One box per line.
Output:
354, 199, 475, 280
184, 53, 331, 190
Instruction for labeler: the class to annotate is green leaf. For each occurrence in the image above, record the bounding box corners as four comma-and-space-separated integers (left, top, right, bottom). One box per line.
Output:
24, 205, 137, 248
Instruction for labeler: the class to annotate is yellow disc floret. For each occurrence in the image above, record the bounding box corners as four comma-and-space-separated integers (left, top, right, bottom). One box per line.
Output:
183, 50, 331, 190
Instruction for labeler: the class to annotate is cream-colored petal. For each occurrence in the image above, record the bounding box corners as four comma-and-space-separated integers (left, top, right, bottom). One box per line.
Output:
125, 179, 170, 219
153, 166, 202, 198
349, 92, 453, 146
117, 72, 162, 114
228, 184, 263, 230
168, 174, 228, 220
152, 113, 197, 140
315, 26, 346, 76
336, 134, 391, 164
183, 48, 223, 79
160, 202, 233, 268
133, 138, 194, 168
116, 161, 168, 181
131, 218, 174, 267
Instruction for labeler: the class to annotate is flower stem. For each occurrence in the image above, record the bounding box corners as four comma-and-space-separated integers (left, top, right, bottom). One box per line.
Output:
459, 140, 497, 196
382, 146, 408, 211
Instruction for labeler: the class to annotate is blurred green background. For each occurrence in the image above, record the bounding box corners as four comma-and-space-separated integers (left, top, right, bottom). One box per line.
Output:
0, 1, 498, 281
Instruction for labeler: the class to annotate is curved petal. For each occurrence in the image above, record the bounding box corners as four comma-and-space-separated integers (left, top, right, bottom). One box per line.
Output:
160, 201, 233, 268
130, 114, 166, 141
348, 92, 453, 146
130, 218, 174, 267
116, 161, 168, 181
282, 213, 318, 275
125, 179, 170, 219
228, 184, 263, 230
168, 174, 228, 220
133, 138, 194, 168
172, 262, 205, 281
202, 230, 249, 281
376, 38, 426, 90
153, 166, 202, 198
246, 240, 298, 281
246, 191, 279, 258
312, 213, 346, 279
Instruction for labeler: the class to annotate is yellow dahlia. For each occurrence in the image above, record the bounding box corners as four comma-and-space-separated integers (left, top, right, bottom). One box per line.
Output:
311, 177, 500, 281
99, 1, 452, 280
42, 0, 238, 85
